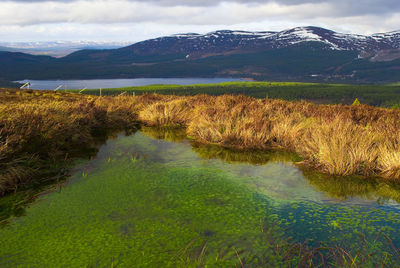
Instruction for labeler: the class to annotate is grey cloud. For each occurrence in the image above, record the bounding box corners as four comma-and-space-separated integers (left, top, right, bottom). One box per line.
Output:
1, 0, 399, 33
8, 0, 400, 15
149, 0, 400, 15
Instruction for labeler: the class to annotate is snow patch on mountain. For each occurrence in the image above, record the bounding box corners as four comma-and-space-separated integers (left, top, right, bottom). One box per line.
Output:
117, 26, 400, 59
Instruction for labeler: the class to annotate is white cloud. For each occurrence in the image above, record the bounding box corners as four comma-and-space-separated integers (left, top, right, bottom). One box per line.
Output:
0, 0, 398, 42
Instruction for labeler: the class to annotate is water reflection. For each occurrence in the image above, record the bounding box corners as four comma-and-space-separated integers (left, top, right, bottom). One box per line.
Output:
191, 142, 302, 165
140, 128, 400, 251
3, 128, 400, 227
140, 126, 187, 143
303, 169, 400, 206
0, 178, 66, 227
5, 127, 400, 218
0, 129, 134, 226
164, 127, 400, 207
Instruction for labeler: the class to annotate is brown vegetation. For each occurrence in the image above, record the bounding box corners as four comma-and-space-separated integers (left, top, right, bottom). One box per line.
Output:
2, 88, 400, 195
0, 89, 140, 195
138, 93, 400, 180
138, 99, 191, 126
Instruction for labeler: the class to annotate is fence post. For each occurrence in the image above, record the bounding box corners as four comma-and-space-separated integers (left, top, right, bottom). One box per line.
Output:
19, 82, 31, 90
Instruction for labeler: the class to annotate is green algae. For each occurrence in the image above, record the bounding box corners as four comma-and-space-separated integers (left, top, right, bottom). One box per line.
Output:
0, 132, 284, 267
1, 128, 400, 266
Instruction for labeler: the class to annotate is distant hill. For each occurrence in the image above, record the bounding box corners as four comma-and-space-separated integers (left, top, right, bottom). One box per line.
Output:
1, 26, 399, 83
0, 46, 14, 51
0, 41, 131, 57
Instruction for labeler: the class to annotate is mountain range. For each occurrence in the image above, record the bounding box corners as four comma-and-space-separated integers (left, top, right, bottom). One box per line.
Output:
1, 26, 399, 84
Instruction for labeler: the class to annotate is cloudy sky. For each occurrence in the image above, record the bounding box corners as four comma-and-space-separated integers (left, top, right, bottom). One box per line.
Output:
0, 0, 399, 42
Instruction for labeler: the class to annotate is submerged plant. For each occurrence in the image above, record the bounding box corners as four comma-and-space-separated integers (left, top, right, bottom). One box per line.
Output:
129, 153, 139, 164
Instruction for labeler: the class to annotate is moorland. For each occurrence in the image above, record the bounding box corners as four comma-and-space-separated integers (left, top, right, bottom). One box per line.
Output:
2, 85, 400, 195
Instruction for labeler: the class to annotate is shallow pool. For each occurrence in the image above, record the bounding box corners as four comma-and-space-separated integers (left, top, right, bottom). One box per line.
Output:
1, 128, 399, 266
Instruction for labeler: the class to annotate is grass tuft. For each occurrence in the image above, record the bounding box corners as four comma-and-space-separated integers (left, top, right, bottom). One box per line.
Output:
138, 99, 191, 126
3, 89, 400, 196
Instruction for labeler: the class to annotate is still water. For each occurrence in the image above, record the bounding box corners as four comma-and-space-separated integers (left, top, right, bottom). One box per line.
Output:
1, 128, 400, 266
17, 78, 245, 90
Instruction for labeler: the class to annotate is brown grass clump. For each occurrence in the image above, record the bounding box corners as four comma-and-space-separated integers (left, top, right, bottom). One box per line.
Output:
188, 105, 271, 148
0, 89, 139, 195
0, 155, 38, 194
187, 96, 307, 150
298, 118, 379, 176
3, 88, 400, 195
138, 99, 192, 126
94, 96, 141, 129
137, 94, 400, 180
188, 96, 267, 148
377, 136, 400, 179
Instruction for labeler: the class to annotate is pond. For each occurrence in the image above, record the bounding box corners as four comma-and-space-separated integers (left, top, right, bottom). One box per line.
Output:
1, 128, 400, 266
16, 78, 246, 90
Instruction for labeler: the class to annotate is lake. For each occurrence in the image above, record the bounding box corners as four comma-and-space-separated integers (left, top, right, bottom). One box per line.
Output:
1, 128, 400, 266
17, 78, 246, 90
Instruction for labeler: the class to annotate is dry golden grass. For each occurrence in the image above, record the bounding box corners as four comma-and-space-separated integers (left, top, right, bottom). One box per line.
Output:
137, 94, 400, 180
298, 118, 379, 176
138, 99, 192, 126
2, 88, 400, 195
0, 89, 139, 195
377, 136, 400, 178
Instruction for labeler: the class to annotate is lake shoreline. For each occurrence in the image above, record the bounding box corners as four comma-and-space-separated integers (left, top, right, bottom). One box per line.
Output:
16, 77, 246, 90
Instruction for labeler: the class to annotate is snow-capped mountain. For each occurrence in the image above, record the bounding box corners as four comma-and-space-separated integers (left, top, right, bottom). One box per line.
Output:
122, 26, 400, 57
1, 26, 399, 83
5, 27, 397, 58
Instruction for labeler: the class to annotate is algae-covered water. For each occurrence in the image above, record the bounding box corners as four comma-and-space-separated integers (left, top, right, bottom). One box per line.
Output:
1, 128, 400, 267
